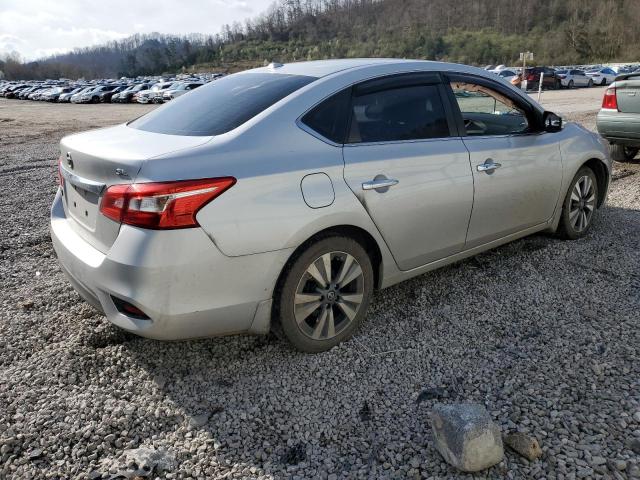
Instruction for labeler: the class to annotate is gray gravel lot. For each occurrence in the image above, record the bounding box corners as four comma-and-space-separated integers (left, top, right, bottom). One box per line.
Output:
1, 89, 639, 479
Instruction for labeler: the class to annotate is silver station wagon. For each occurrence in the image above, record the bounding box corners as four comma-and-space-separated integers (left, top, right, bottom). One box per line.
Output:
51, 59, 611, 352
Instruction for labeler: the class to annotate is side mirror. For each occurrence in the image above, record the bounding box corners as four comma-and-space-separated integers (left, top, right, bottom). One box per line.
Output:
544, 111, 563, 133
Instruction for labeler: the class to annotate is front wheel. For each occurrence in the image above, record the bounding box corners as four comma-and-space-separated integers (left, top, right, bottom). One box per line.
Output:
588, 79, 593, 88
558, 167, 598, 240
274, 236, 374, 353
601, 78, 607, 86
568, 80, 574, 89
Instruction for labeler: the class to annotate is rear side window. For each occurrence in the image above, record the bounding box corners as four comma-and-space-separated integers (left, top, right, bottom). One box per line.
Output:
130, 73, 316, 136
301, 89, 350, 143
347, 85, 450, 143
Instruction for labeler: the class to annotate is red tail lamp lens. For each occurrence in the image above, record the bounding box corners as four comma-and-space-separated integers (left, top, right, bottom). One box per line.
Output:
602, 88, 618, 110
100, 177, 236, 229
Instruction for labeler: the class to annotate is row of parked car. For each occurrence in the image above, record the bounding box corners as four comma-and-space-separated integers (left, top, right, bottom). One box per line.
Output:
0, 74, 223, 105
487, 63, 640, 90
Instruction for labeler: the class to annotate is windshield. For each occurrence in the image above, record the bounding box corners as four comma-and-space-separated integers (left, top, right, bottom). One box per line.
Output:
556, 70, 568, 74
130, 72, 316, 136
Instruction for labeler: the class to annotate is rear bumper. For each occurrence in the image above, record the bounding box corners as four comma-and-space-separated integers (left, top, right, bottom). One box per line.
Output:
597, 110, 640, 146
50, 189, 291, 340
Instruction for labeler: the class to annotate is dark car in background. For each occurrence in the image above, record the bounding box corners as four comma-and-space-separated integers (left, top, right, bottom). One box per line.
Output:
97, 85, 127, 103
597, 72, 640, 162
525, 67, 561, 90
3, 84, 28, 98
112, 83, 150, 103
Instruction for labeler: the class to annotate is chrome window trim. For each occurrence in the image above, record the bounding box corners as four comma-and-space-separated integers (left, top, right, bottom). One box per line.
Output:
343, 136, 463, 148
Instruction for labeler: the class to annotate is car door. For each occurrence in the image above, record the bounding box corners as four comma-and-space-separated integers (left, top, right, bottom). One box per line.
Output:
342, 73, 474, 271
446, 73, 563, 249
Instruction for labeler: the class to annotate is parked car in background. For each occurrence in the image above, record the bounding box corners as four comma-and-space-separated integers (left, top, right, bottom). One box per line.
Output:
97, 85, 127, 103
136, 82, 175, 104
524, 67, 561, 90
43, 87, 74, 102
493, 69, 519, 84
113, 83, 149, 103
597, 72, 640, 162
556, 69, 593, 88
586, 68, 617, 86
59, 87, 85, 102
3, 84, 28, 98
51, 59, 611, 352
18, 86, 42, 99
75, 85, 120, 104
162, 81, 204, 101
70, 87, 94, 103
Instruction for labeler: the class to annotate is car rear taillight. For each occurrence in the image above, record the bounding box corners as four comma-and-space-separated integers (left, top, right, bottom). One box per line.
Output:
100, 177, 236, 229
602, 87, 618, 110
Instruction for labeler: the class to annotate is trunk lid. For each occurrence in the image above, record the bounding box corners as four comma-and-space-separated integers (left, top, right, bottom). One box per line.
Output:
615, 77, 640, 114
59, 124, 212, 253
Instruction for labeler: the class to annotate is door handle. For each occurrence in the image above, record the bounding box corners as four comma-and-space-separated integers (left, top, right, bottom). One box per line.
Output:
477, 159, 502, 173
362, 178, 399, 190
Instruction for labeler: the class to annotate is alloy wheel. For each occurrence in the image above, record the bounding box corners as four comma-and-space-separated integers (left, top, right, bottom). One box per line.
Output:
294, 251, 365, 341
569, 175, 596, 233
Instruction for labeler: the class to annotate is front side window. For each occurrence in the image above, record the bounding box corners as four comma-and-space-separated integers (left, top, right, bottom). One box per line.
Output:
451, 81, 529, 136
130, 73, 316, 136
347, 84, 449, 143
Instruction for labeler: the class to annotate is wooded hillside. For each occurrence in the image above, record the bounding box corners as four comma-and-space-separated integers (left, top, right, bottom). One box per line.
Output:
3, 0, 639, 80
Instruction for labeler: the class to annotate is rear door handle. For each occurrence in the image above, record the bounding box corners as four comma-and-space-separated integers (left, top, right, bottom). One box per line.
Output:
362, 178, 399, 190
477, 159, 502, 173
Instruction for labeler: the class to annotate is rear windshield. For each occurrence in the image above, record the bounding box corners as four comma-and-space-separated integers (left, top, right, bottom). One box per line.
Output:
129, 72, 316, 136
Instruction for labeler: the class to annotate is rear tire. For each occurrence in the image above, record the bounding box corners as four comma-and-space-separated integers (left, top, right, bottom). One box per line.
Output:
588, 79, 593, 88
601, 78, 607, 86
610, 144, 639, 162
557, 167, 599, 240
568, 80, 574, 89
274, 236, 374, 353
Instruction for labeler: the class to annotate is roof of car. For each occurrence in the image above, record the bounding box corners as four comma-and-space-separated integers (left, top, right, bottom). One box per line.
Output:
249, 58, 417, 78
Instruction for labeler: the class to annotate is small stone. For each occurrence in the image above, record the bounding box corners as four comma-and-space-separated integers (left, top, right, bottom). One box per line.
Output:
430, 403, 503, 472
505, 432, 543, 461
189, 414, 209, 428
28, 449, 42, 460
628, 437, 640, 454
589, 456, 606, 466
20, 300, 34, 310
633, 412, 640, 423
611, 459, 627, 471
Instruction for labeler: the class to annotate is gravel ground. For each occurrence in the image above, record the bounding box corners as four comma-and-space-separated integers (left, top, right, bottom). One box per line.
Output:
1, 88, 639, 480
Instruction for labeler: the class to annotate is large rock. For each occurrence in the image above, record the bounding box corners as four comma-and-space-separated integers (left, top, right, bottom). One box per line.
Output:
430, 403, 504, 472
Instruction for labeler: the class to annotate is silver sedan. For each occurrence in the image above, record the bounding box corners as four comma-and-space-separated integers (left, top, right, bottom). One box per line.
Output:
51, 59, 612, 352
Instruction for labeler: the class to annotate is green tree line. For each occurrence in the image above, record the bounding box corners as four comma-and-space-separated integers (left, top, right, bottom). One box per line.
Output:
2, 0, 639, 80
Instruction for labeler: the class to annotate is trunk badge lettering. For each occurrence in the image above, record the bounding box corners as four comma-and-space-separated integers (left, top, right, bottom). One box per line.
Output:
115, 168, 128, 177
66, 152, 74, 169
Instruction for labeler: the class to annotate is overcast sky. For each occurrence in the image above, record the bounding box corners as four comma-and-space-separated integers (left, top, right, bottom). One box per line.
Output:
0, 0, 274, 61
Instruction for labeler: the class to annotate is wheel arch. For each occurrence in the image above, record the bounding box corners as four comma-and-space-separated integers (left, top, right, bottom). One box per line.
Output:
582, 157, 609, 208
272, 224, 385, 307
